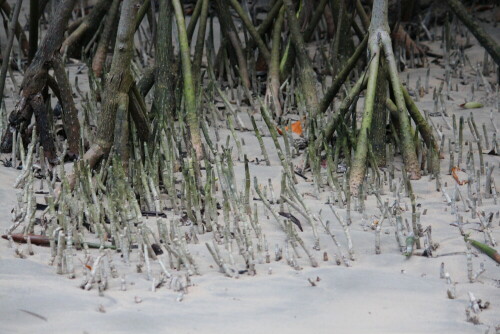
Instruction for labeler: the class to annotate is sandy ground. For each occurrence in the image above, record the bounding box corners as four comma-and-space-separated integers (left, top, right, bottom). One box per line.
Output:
1, 3, 500, 334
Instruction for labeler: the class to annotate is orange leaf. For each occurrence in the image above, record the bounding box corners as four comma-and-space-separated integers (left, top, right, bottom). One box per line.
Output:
289, 120, 303, 136
277, 120, 304, 136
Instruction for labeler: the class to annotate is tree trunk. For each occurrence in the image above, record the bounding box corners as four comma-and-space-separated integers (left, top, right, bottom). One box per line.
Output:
350, 0, 422, 196
80, 0, 139, 174
371, 58, 388, 166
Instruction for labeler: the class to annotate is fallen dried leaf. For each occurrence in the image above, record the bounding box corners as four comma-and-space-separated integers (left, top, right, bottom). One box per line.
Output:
452, 166, 468, 185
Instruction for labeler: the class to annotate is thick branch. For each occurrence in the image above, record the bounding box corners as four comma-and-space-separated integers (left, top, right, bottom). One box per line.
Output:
31, 93, 56, 162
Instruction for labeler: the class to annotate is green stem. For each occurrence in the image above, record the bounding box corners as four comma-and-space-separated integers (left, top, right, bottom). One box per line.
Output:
134, 0, 150, 31
466, 237, 500, 264
172, 0, 203, 159
402, 85, 440, 173
193, 0, 210, 85
318, 72, 368, 150
349, 47, 380, 196
383, 38, 421, 179
269, 7, 285, 116
186, 0, 204, 42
